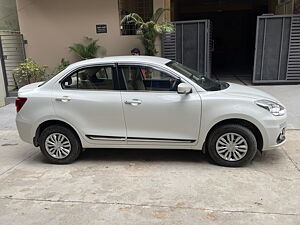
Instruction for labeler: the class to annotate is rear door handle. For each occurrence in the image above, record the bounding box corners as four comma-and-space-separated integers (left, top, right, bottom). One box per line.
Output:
125, 99, 142, 106
55, 96, 71, 102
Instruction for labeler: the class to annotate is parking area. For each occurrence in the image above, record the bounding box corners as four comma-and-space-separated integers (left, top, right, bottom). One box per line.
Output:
0, 84, 300, 225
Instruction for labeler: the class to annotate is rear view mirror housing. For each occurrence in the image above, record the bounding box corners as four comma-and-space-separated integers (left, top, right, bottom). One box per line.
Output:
177, 83, 192, 94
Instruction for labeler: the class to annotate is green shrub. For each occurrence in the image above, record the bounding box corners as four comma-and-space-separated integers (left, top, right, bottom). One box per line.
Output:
53, 58, 70, 74
69, 37, 106, 60
13, 58, 47, 87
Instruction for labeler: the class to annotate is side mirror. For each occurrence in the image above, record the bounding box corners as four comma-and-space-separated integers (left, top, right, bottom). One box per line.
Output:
177, 83, 192, 94
64, 77, 72, 86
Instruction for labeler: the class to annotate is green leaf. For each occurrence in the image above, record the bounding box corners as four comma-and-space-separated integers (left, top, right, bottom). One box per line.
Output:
121, 8, 173, 56
69, 37, 105, 60
13, 57, 47, 86
151, 8, 170, 24
121, 13, 144, 26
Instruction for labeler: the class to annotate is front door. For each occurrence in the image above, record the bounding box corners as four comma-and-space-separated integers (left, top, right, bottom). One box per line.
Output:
118, 64, 201, 145
52, 64, 126, 144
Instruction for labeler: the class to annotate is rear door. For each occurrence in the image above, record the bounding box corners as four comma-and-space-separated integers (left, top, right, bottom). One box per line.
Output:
52, 64, 126, 145
118, 64, 202, 146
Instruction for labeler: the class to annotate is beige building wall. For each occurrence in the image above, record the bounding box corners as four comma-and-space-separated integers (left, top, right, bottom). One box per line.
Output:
16, 0, 166, 70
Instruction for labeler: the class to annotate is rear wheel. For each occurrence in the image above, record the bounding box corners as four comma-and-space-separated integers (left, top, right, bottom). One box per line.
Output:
39, 125, 81, 164
207, 124, 257, 167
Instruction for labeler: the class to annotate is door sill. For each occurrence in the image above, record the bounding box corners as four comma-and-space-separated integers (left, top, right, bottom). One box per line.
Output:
127, 137, 195, 144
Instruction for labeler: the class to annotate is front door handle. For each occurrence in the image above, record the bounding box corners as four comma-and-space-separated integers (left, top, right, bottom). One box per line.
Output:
125, 99, 142, 106
55, 96, 71, 102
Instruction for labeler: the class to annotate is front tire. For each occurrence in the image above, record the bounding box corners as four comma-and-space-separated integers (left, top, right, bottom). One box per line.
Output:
39, 125, 82, 164
207, 124, 257, 167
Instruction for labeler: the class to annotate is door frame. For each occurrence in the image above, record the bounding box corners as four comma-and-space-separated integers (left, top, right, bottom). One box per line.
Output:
53, 63, 127, 145
116, 62, 202, 146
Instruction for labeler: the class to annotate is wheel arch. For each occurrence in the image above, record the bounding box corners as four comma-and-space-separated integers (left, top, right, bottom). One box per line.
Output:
34, 120, 82, 147
203, 118, 263, 153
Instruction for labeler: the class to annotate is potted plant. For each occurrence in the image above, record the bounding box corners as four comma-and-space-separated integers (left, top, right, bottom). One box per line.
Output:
69, 37, 106, 60
121, 8, 174, 56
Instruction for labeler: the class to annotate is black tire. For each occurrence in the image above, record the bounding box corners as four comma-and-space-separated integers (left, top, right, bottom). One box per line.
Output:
207, 124, 257, 167
39, 125, 82, 164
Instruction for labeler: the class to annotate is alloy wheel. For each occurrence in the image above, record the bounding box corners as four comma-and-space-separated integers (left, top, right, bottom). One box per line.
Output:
216, 132, 248, 161
45, 133, 71, 159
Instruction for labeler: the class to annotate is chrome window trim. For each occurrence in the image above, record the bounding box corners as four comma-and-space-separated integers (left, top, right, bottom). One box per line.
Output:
59, 88, 122, 92
86, 135, 126, 141
58, 63, 117, 86
127, 138, 195, 143
117, 62, 181, 80
54, 61, 201, 92
117, 62, 185, 92
116, 61, 201, 92
120, 90, 180, 94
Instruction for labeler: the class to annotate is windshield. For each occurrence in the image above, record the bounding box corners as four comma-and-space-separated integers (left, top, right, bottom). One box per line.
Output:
166, 61, 224, 91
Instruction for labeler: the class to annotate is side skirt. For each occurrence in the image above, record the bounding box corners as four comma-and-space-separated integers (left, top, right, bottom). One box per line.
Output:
86, 135, 196, 144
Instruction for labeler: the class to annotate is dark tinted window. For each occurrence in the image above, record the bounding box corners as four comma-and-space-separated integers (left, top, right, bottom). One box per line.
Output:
62, 66, 115, 90
119, 65, 180, 91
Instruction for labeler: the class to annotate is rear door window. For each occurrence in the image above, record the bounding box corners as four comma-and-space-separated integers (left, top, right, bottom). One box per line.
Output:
62, 66, 118, 90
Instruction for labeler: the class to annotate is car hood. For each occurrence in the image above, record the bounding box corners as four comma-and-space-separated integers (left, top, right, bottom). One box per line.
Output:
222, 82, 279, 102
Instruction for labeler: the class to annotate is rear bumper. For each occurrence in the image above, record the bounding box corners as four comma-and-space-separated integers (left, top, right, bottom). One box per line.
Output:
16, 114, 34, 144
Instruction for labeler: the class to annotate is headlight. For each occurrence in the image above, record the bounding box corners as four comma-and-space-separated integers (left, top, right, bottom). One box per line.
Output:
255, 100, 285, 116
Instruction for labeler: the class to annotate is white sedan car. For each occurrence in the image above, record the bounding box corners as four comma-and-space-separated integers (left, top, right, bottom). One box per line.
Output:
16, 56, 287, 167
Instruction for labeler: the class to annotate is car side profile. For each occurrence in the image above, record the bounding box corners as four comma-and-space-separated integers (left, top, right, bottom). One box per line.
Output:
16, 56, 287, 167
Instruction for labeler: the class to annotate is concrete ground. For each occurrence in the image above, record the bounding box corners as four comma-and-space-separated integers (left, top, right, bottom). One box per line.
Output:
253, 85, 300, 129
0, 83, 300, 224
219, 75, 300, 129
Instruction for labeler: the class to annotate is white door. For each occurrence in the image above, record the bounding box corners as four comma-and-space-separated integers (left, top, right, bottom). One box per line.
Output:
52, 65, 126, 144
118, 65, 201, 145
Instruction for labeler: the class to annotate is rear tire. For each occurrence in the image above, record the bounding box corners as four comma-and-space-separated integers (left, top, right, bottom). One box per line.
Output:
207, 124, 257, 167
39, 125, 81, 164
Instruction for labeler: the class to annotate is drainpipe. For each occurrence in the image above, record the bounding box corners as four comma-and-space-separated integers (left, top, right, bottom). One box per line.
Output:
0, 57, 6, 107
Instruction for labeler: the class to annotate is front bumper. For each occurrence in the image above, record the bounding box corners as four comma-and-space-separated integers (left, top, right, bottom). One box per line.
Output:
261, 117, 287, 151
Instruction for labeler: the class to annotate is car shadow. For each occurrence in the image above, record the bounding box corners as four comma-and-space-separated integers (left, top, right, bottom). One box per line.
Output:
78, 148, 208, 164
33, 147, 283, 167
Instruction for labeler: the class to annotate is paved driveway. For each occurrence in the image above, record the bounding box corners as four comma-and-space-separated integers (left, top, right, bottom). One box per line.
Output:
252, 85, 300, 129
0, 99, 299, 224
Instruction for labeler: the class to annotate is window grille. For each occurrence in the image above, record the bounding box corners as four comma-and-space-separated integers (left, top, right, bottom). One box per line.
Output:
119, 0, 153, 35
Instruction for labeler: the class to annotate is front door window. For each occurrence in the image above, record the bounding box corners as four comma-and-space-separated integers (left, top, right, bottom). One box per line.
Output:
119, 65, 181, 91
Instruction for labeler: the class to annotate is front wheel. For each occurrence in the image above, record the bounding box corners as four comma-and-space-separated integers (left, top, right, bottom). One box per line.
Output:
207, 124, 257, 167
39, 125, 82, 164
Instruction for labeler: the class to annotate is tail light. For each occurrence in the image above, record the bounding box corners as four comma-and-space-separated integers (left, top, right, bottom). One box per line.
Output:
15, 97, 27, 112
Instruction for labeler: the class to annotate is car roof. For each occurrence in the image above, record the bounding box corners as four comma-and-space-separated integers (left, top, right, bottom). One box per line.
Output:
42, 55, 205, 92
68, 56, 172, 69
